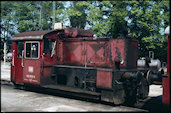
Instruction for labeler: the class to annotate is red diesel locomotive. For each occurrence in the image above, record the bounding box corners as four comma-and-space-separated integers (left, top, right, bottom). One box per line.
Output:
11, 24, 157, 105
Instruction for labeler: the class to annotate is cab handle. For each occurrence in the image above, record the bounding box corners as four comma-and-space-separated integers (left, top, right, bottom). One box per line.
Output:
21, 50, 24, 67
12, 50, 15, 66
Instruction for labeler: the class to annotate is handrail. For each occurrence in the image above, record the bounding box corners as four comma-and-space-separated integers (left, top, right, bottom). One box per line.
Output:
12, 50, 15, 66
51, 41, 56, 57
21, 50, 24, 67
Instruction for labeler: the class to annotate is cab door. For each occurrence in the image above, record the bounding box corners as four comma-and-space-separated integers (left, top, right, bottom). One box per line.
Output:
11, 41, 24, 84
23, 41, 41, 85
41, 38, 58, 85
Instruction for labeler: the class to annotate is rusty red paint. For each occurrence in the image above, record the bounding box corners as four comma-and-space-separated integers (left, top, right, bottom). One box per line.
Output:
63, 41, 83, 65
62, 38, 138, 69
86, 41, 108, 67
96, 70, 113, 88
64, 28, 93, 38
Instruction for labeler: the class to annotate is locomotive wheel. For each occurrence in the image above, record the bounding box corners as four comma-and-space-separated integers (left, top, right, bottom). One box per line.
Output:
113, 89, 125, 105
124, 88, 137, 105
12, 81, 26, 90
113, 81, 126, 105
13, 82, 23, 89
138, 77, 149, 99
146, 70, 152, 85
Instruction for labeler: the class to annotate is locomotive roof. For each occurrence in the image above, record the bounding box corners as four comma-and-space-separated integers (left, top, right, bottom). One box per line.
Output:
12, 30, 57, 41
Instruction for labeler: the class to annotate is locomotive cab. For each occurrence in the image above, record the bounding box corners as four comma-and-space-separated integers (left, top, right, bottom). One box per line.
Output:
11, 30, 61, 86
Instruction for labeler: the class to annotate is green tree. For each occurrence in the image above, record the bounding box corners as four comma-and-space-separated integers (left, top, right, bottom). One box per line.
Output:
127, 0, 169, 61
87, 1, 128, 37
12, 1, 37, 32
65, 1, 88, 29
42, 1, 64, 30
1, 2, 16, 41
10, 1, 64, 32
1, 1, 16, 59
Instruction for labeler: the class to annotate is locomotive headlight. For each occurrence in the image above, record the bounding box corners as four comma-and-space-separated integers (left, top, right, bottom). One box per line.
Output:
114, 57, 124, 64
120, 58, 124, 65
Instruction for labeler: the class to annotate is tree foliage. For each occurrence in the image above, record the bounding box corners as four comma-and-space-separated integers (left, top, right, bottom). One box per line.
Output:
1, 2, 16, 41
127, 0, 169, 60
65, 1, 88, 28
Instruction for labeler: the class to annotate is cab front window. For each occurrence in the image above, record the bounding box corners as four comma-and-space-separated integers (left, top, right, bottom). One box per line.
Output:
25, 42, 39, 59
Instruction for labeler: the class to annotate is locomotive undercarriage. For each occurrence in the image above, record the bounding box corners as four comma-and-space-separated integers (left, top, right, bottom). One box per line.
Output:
51, 65, 149, 105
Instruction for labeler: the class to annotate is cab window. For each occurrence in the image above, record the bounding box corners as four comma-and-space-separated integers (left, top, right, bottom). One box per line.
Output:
17, 41, 24, 58
43, 38, 55, 55
25, 42, 39, 59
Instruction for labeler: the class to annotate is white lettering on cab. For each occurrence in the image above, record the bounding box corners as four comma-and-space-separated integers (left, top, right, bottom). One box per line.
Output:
26, 74, 35, 79
28, 66, 34, 73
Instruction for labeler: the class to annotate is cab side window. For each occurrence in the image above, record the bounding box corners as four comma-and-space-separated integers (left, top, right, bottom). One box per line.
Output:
17, 41, 24, 58
43, 38, 55, 55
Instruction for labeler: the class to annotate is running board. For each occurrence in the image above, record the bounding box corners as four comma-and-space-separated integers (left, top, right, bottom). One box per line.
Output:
42, 85, 101, 100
